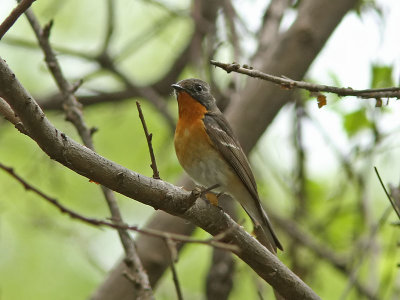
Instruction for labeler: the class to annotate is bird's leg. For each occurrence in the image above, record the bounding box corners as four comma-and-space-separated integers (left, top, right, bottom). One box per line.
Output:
191, 184, 221, 206
205, 192, 219, 206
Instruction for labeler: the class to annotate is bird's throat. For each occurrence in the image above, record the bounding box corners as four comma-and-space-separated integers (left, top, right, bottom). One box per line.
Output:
177, 91, 207, 122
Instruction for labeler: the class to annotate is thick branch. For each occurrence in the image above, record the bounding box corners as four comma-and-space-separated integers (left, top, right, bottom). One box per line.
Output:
0, 56, 320, 300
92, 1, 226, 297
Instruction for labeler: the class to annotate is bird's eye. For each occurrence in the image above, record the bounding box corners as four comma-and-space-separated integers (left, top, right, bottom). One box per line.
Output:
194, 84, 203, 92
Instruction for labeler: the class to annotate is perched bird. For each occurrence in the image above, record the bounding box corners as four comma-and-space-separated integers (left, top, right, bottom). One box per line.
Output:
172, 78, 283, 253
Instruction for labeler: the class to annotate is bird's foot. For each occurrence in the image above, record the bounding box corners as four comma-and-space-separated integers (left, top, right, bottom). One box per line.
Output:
191, 184, 222, 207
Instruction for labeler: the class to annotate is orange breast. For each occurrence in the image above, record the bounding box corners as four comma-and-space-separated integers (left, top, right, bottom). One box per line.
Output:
174, 91, 213, 170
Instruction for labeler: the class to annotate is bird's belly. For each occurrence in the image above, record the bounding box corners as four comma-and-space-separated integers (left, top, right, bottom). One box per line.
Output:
175, 122, 232, 189
185, 149, 232, 188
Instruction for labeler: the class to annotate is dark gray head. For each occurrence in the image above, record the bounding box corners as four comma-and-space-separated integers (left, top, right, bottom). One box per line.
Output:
171, 78, 217, 111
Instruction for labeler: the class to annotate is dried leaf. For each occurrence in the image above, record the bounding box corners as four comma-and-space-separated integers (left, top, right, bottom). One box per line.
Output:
375, 98, 382, 107
317, 94, 327, 108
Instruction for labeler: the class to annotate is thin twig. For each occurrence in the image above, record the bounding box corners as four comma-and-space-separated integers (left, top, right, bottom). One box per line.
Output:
271, 213, 377, 299
222, 0, 240, 61
99, 52, 176, 130
24, 11, 94, 147
116, 14, 176, 62
136, 101, 160, 179
0, 97, 29, 135
23, 9, 154, 298
0, 162, 238, 252
3, 36, 94, 60
0, 0, 36, 40
101, 0, 115, 53
374, 167, 400, 220
210, 60, 400, 100
165, 238, 184, 300
339, 206, 391, 300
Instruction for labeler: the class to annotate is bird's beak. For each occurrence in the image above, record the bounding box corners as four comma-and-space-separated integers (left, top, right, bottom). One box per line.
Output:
171, 83, 184, 92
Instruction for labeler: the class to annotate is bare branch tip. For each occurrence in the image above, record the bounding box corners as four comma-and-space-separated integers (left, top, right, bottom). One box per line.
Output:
42, 19, 54, 38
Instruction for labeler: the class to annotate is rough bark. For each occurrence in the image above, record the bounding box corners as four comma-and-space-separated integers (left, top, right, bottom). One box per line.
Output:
90, 0, 359, 299
1, 55, 321, 300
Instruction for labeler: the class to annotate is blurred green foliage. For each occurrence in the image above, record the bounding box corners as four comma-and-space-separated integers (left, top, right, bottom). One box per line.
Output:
1, 0, 399, 299
370, 64, 394, 88
343, 108, 373, 137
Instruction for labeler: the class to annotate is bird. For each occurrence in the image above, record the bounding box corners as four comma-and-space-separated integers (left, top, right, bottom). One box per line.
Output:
172, 78, 283, 253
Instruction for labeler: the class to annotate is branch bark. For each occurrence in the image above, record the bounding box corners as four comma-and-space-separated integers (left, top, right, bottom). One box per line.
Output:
0, 0, 36, 40
0, 56, 320, 300
211, 61, 400, 99
94, 0, 360, 297
23, 7, 154, 298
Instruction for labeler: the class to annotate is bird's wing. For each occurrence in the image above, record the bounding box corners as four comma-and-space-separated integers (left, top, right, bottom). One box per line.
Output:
203, 111, 283, 251
203, 112, 259, 201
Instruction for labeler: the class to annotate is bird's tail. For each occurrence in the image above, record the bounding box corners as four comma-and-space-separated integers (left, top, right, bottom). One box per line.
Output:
252, 208, 286, 300
252, 207, 283, 253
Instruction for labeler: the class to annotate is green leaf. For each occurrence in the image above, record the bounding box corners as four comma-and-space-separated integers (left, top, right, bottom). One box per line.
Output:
343, 109, 372, 137
371, 64, 394, 88
354, 0, 383, 18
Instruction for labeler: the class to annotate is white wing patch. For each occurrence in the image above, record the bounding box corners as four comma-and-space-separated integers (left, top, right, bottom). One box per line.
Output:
210, 125, 240, 150
220, 141, 240, 149
210, 125, 225, 134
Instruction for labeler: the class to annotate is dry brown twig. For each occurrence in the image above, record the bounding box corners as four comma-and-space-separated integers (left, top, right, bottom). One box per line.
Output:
136, 101, 161, 179
165, 238, 184, 300
211, 60, 400, 100
0, 162, 239, 252
375, 167, 400, 220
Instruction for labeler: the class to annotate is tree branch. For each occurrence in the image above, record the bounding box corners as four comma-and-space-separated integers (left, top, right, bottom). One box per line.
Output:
0, 162, 238, 252
0, 0, 36, 40
224, 0, 366, 155
0, 56, 320, 300
211, 60, 400, 100
23, 8, 154, 298
92, 1, 227, 297
165, 238, 184, 300
136, 101, 160, 179
271, 214, 377, 300
0, 97, 28, 135
375, 167, 400, 220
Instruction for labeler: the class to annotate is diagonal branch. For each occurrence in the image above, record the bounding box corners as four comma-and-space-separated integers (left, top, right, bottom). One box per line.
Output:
375, 167, 400, 220
24, 11, 94, 146
165, 238, 184, 300
23, 9, 154, 298
0, 56, 320, 300
0, 0, 36, 40
0, 162, 238, 252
